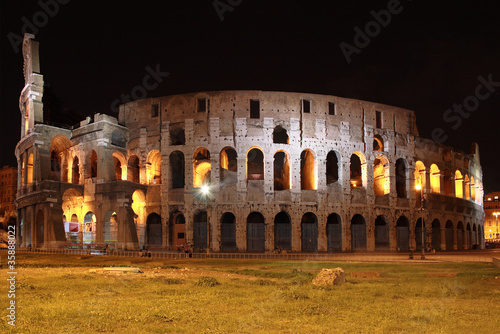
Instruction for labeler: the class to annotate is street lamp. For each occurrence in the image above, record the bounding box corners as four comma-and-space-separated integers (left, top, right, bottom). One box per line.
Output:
199, 184, 211, 257
416, 183, 425, 260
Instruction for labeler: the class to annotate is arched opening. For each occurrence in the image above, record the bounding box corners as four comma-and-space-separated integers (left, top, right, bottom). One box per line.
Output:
274, 151, 290, 190
220, 213, 237, 252
326, 151, 339, 185
351, 214, 366, 250
113, 156, 122, 181
373, 135, 384, 151
103, 211, 118, 246
22, 159, 26, 186
128, 155, 140, 183
273, 126, 289, 144
373, 156, 390, 196
300, 149, 316, 190
194, 210, 208, 250
472, 224, 477, 248
443, 169, 453, 196
111, 130, 127, 147
375, 216, 389, 249
170, 151, 185, 189
301, 212, 318, 252
169, 212, 185, 247
50, 135, 71, 182
72, 156, 80, 184
83, 212, 96, 244
415, 218, 426, 251
247, 148, 264, 181
220, 147, 237, 184
464, 175, 470, 200
466, 223, 472, 249
62, 188, 83, 243
193, 148, 211, 188
455, 170, 463, 198
50, 150, 61, 181
35, 210, 44, 248
396, 158, 407, 198
430, 164, 440, 194
132, 190, 146, 248
274, 212, 291, 251
457, 221, 464, 250
27, 153, 34, 184
146, 213, 162, 249
396, 216, 410, 251
247, 212, 265, 252
350, 153, 364, 188
326, 213, 342, 252
414, 161, 426, 190
432, 219, 441, 251
445, 221, 454, 250
170, 127, 185, 146
147, 150, 162, 185
89, 150, 98, 179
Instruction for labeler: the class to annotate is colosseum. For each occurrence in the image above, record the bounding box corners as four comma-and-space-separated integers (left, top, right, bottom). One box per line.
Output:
15, 35, 485, 252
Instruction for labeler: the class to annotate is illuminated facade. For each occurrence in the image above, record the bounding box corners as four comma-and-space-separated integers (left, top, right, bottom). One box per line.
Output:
15, 35, 485, 251
484, 192, 500, 240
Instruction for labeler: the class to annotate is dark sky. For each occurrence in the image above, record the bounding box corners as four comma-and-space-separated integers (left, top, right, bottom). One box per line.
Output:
1, 0, 499, 192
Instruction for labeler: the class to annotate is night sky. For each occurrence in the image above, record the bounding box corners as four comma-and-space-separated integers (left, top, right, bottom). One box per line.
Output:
1, 0, 499, 192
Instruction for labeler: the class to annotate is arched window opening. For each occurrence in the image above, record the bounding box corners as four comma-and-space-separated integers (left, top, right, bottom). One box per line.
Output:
273, 126, 289, 144
274, 212, 291, 251
430, 164, 440, 194
220, 147, 237, 184
247, 212, 265, 252
396, 216, 410, 251
72, 156, 80, 184
326, 151, 339, 185
22, 159, 26, 186
50, 150, 61, 181
170, 127, 185, 146
83, 212, 96, 244
113, 157, 122, 181
457, 221, 465, 250
147, 150, 162, 184
128, 155, 140, 183
193, 148, 211, 188
146, 213, 162, 249
373, 135, 384, 151
300, 149, 316, 190
373, 157, 390, 196
301, 212, 318, 252
221, 213, 237, 252
326, 213, 342, 252
169, 212, 185, 246
396, 158, 407, 198
88, 150, 98, 179
27, 154, 34, 184
455, 170, 463, 198
350, 154, 362, 188
247, 148, 264, 181
443, 169, 453, 196
274, 151, 290, 190
351, 214, 366, 250
466, 223, 472, 249
194, 211, 208, 250
464, 175, 470, 200
445, 221, 454, 250
132, 190, 147, 248
170, 151, 185, 189
375, 216, 389, 249
432, 219, 441, 251
103, 212, 118, 245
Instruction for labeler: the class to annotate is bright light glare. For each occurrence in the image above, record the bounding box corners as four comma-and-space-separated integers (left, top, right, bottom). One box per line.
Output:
415, 184, 422, 191
201, 184, 210, 196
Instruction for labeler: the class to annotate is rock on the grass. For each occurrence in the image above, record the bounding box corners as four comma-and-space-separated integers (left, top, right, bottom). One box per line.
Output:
312, 268, 345, 286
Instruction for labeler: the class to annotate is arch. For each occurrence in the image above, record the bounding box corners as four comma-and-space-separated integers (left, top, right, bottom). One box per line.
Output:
247, 147, 264, 181
128, 155, 140, 183
396, 158, 407, 198
132, 189, 146, 248
301, 212, 318, 252
443, 169, 453, 196
50, 150, 61, 181
146, 213, 162, 248
396, 216, 410, 251
27, 153, 34, 184
220, 212, 237, 252
170, 127, 185, 146
247, 212, 265, 252
464, 175, 470, 200
111, 130, 127, 148
415, 218, 426, 251
414, 161, 426, 191
21, 158, 26, 186
432, 219, 441, 251
466, 222, 472, 249
430, 164, 440, 194
326, 213, 342, 252
50, 135, 71, 181
472, 223, 477, 248
457, 221, 464, 250
147, 150, 162, 184
35, 209, 44, 248
375, 215, 389, 249
220, 147, 237, 184
193, 147, 211, 188
194, 210, 208, 250
373, 135, 384, 151
445, 221, 454, 250
72, 156, 80, 184
62, 188, 83, 233
274, 212, 291, 250
273, 125, 289, 144
170, 151, 185, 189
326, 151, 339, 185
169, 211, 185, 246
88, 150, 98, 179
300, 149, 316, 190
103, 211, 118, 245
113, 155, 123, 181
351, 214, 366, 250
373, 156, 390, 196
350, 152, 366, 188
83, 212, 96, 244
455, 170, 463, 198
274, 151, 291, 190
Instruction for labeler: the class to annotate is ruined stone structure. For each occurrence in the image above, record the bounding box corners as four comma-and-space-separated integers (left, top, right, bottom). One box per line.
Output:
15, 35, 485, 251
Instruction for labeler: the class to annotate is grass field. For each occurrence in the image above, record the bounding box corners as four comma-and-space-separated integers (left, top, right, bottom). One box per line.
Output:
1, 253, 499, 333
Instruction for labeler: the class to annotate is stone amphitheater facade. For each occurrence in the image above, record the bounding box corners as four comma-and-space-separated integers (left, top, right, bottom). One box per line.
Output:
15, 35, 485, 252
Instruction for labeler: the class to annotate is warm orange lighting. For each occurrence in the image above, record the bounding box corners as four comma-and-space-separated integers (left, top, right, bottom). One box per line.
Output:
416, 184, 421, 191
